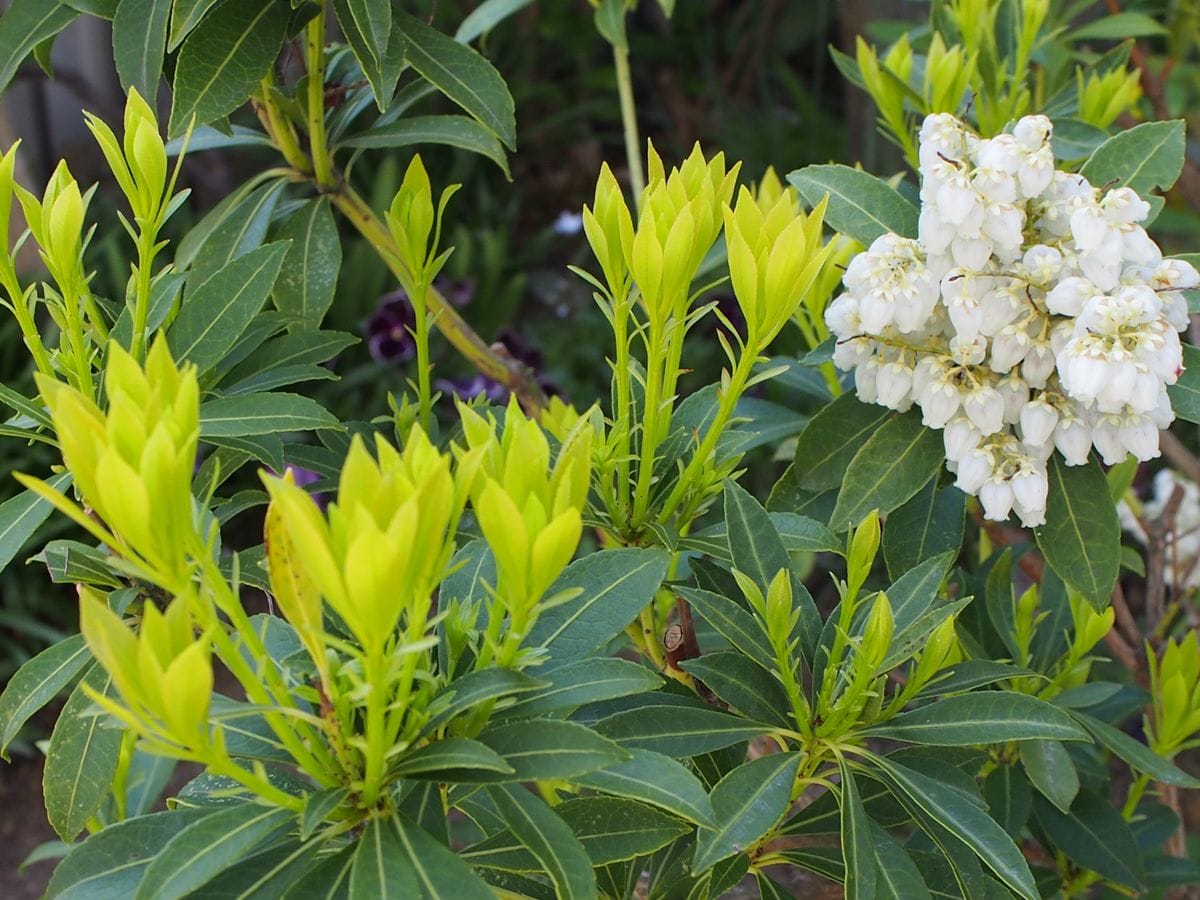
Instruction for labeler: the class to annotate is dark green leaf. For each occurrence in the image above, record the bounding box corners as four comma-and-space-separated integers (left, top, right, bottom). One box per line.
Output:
679, 652, 792, 729
1021, 739, 1079, 813
422, 668, 546, 735
792, 394, 902, 492
500, 658, 661, 719
838, 760, 878, 899
271, 199, 341, 331
300, 787, 348, 838
868, 693, 1090, 745
180, 177, 287, 285
394, 11, 516, 150
464, 797, 688, 869
983, 765, 1032, 838
44, 666, 121, 842
693, 752, 800, 872
527, 548, 669, 665
113, 0, 170, 100
341, 115, 510, 177
349, 818, 418, 899
1071, 711, 1200, 788
723, 479, 791, 592
1080, 120, 1186, 200
788, 164, 918, 244
1033, 455, 1119, 610
168, 0, 291, 136
1167, 343, 1200, 423
675, 586, 776, 673
594, 704, 770, 757
478, 718, 627, 780
677, 511, 840, 559
168, 0, 221, 50
487, 785, 595, 900
170, 242, 290, 373
390, 813, 495, 898
332, 0, 404, 110
1032, 792, 1143, 889
914, 660, 1029, 699
870, 820, 932, 899
0, 0, 78, 99
199, 392, 340, 437
829, 409, 943, 531
0, 472, 71, 574
883, 480, 965, 579
571, 747, 716, 827
1067, 11, 1169, 39
871, 757, 1038, 899
0, 633, 90, 760
280, 844, 354, 898
455, 0, 535, 43
392, 737, 515, 781
45, 808, 212, 898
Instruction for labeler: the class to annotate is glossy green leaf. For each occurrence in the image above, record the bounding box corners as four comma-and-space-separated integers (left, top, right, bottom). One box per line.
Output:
680, 511, 840, 559
349, 818, 418, 899
829, 409, 943, 532
168, 0, 221, 50
44, 666, 122, 842
527, 548, 669, 665
478, 719, 627, 780
199, 392, 340, 437
679, 652, 792, 729
871, 757, 1037, 900
170, 241, 290, 373
693, 752, 801, 872
1067, 10, 1169, 39
0, 472, 71, 574
340, 115, 511, 177
113, 0, 170, 100
281, 844, 354, 898
500, 658, 661, 718
788, 164, 918, 244
838, 760, 878, 898
0, 633, 89, 760
390, 813, 495, 899
168, 0, 291, 136
791, 393, 893, 492
392, 737, 515, 781
868, 692, 1089, 745
882, 480, 965, 579
675, 586, 776, 673
982, 765, 1032, 838
1079, 119, 1185, 199
594, 703, 770, 757
1032, 792, 1143, 889
1033, 455, 1120, 610
271, 199, 342, 331
332, 0, 404, 110
1072, 711, 1200, 788
45, 808, 212, 898
300, 787, 348, 838
487, 784, 595, 900
456, 0, 535, 42
571, 747, 716, 827
180, 177, 287, 285
394, 11, 517, 149
869, 820, 931, 899
422, 667, 546, 735
1167, 343, 1200, 423
1021, 739, 1079, 813
465, 797, 688, 870
723, 479, 791, 592
134, 803, 293, 899
0, 0, 78, 99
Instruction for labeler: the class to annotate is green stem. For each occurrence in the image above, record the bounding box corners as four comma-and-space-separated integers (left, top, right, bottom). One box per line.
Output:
361, 647, 387, 808
0, 274, 53, 379
129, 232, 157, 362
612, 42, 645, 209
305, 11, 334, 189
411, 279, 433, 433
612, 294, 634, 521
327, 184, 549, 413
254, 79, 312, 174
631, 317, 665, 524
657, 340, 758, 524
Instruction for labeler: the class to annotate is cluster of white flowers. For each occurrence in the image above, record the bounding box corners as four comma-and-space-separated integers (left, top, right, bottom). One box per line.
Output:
826, 113, 1198, 527
1119, 469, 1200, 590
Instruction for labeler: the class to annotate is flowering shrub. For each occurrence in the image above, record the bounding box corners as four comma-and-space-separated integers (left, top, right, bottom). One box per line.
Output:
826, 112, 1197, 527
0, 1, 1196, 898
